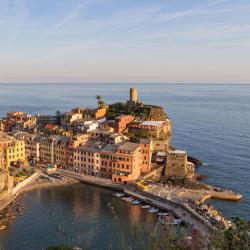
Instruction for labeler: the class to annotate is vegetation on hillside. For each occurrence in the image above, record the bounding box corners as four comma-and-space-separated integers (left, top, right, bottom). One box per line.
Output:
47, 217, 250, 250
107, 102, 167, 121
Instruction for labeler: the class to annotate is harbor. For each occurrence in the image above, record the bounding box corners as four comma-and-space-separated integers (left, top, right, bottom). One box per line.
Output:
0, 183, 160, 250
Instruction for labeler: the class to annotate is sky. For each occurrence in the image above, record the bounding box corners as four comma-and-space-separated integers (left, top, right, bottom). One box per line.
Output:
0, 0, 250, 84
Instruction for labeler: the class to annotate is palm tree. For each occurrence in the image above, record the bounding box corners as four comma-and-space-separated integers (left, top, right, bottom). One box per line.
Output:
96, 95, 102, 107
98, 100, 106, 108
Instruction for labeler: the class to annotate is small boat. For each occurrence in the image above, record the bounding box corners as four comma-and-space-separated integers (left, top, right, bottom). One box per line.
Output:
123, 197, 133, 202
132, 200, 141, 205
0, 225, 7, 230
114, 193, 124, 197
158, 212, 169, 216
141, 205, 150, 209
148, 208, 159, 214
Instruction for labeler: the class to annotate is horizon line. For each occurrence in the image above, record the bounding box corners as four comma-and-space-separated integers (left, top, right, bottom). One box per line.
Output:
0, 82, 250, 85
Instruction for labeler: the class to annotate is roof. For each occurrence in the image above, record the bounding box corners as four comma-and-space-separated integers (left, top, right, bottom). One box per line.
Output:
168, 150, 186, 155
140, 138, 152, 144
115, 114, 133, 119
156, 151, 167, 157
77, 143, 103, 153
0, 132, 13, 143
45, 124, 58, 130
141, 121, 165, 127
101, 144, 118, 153
117, 142, 140, 152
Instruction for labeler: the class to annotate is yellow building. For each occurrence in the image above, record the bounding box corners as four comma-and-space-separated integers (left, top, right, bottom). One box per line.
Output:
95, 107, 107, 119
6, 140, 25, 167
0, 132, 25, 168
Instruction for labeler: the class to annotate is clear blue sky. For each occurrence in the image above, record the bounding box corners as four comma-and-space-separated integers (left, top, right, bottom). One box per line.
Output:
0, 0, 250, 83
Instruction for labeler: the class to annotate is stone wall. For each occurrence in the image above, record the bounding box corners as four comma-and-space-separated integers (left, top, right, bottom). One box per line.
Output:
0, 169, 13, 201
12, 172, 40, 194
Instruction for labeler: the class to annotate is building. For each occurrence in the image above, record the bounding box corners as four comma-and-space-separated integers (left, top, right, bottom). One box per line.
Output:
61, 112, 82, 130
0, 119, 7, 131
113, 115, 134, 133
99, 144, 116, 179
74, 120, 98, 133
74, 143, 101, 176
40, 135, 71, 167
140, 139, 153, 174
0, 132, 25, 168
0, 137, 14, 200
13, 132, 41, 162
72, 141, 143, 184
130, 87, 138, 104
93, 107, 107, 119
129, 119, 172, 147
37, 114, 60, 126
7, 111, 26, 122
71, 107, 86, 114
65, 134, 89, 170
111, 142, 142, 184
53, 136, 70, 168
165, 150, 188, 178
40, 136, 57, 164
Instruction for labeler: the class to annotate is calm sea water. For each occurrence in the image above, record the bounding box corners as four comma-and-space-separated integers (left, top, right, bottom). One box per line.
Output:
0, 83, 249, 248
0, 183, 158, 250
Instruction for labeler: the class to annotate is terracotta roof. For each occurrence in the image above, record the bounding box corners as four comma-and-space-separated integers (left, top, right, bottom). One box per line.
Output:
45, 124, 58, 130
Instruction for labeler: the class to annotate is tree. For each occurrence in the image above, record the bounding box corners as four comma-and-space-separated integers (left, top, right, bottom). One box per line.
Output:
96, 95, 102, 107
98, 100, 106, 108
223, 217, 250, 250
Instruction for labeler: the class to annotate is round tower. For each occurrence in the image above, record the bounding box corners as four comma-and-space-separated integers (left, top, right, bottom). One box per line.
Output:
130, 87, 138, 103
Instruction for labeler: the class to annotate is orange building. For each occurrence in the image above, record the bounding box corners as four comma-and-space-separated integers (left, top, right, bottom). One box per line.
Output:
94, 107, 107, 119
113, 115, 134, 133
140, 139, 153, 174
110, 142, 141, 184
67, 134, 89, 170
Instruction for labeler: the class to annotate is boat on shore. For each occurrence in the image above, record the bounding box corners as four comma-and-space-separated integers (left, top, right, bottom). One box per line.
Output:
158, 212, 169, 216
141, 205, 150, 209
132, 200, 141, 205
148, 207, 159, 214
122, 197, 133, 202
0, 225, 7, 230
113, 192, 125, 197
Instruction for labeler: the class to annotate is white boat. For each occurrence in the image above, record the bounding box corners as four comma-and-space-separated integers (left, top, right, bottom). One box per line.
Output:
114, 193, 124, 197
158, 212, 169, 216
0, 225, 7, 230
148, 208, 159, 213
141, 205, 150, 209
123, 197, 133, 202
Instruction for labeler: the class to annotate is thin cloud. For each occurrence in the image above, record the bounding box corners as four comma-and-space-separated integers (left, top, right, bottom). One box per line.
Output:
55, 2, 87, 30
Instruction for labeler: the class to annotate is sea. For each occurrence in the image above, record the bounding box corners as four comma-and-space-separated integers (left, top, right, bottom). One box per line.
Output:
0, 83, 249, 249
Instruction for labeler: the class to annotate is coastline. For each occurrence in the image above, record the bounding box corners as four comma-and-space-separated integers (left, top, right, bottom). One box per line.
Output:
0, 174, 79, 214
0, 168, 242, 241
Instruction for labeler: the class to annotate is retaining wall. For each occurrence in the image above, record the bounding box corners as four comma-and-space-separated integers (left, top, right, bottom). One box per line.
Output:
13, 172, 40, 194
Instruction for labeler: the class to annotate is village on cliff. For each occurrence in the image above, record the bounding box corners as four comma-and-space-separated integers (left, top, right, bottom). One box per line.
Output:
0, 88, 242, 233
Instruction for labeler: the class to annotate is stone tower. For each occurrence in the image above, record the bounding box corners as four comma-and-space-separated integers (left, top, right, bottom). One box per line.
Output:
130, 88, 138, 104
